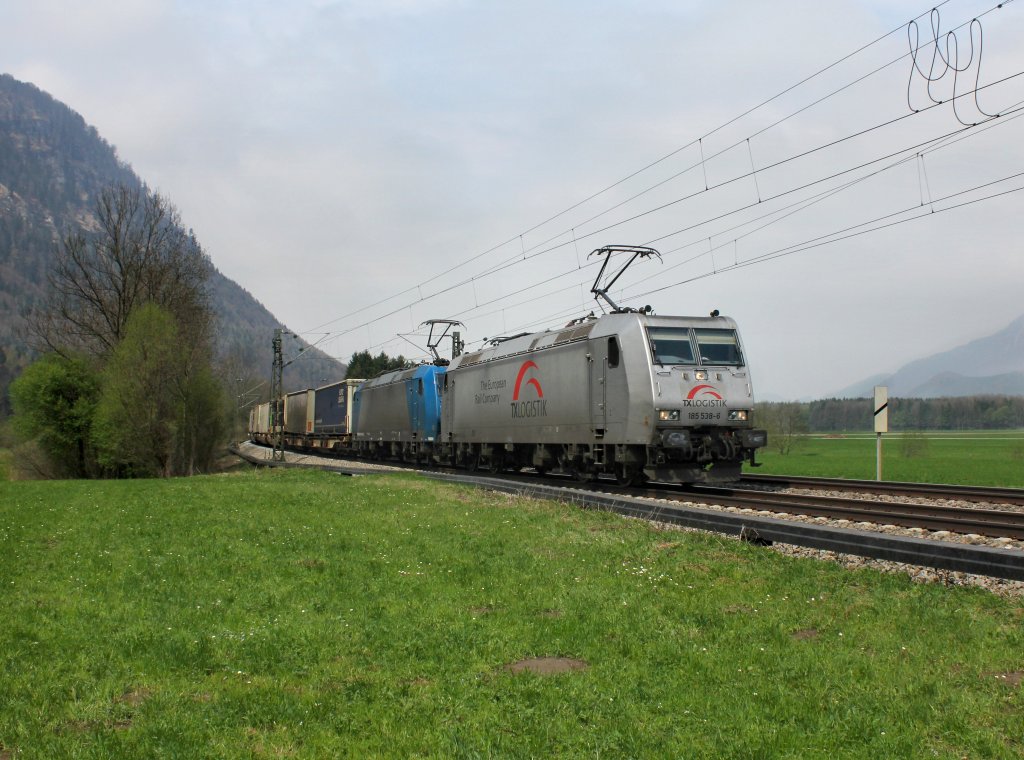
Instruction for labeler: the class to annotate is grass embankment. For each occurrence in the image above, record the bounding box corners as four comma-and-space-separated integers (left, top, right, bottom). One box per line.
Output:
1, 469, 1022, 758
756, 430, 1024, 487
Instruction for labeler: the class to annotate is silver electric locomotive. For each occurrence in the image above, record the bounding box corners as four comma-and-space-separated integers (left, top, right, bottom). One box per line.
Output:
441, 309, 765, 484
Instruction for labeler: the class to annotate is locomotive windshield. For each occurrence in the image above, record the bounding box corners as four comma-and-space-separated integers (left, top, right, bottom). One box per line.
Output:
694, 328, 743, 365
647, 327, 697, 365
647, 327, 744, 366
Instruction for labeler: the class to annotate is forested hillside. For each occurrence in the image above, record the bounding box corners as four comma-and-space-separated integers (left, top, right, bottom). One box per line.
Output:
0, 74, 343, 414
758, 396, 1024, 433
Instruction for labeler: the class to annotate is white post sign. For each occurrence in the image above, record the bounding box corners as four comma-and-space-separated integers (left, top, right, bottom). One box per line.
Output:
873, 385, 888, 480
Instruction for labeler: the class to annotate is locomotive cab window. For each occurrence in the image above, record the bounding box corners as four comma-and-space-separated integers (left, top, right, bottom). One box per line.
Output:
647, 327, 697, 365
607, 337, 620, 368
694, 328, 743, 366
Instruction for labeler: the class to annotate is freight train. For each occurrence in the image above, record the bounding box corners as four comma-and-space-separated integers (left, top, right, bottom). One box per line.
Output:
249, 311, 767, 485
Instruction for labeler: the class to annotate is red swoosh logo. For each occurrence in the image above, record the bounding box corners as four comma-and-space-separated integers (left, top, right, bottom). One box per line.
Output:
513, 360, 543, 400
686, 384, 722, 400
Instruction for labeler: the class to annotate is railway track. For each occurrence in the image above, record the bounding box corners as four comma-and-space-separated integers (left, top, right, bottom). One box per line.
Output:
740, 473, 1024, 506
652, 484, 1024, 540
232, 444, 1024, 581
428, 472, 1024, 582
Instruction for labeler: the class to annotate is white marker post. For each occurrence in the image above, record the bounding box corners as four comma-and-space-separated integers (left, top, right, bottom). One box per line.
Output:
873, 385, 888, 481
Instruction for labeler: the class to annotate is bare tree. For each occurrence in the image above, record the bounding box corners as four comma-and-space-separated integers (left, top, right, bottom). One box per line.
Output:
30, 183, 213, 358
755, 402, 809, 455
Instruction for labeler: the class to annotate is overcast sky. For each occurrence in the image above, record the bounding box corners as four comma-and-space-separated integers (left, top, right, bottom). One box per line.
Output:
4, 0, 1023, 399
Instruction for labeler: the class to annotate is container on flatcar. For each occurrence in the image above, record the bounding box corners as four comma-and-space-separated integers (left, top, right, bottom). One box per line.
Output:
313, 379, 362, 435
248, 401, 272, 444
305, 378, 363, 450
284, 389, 315, 437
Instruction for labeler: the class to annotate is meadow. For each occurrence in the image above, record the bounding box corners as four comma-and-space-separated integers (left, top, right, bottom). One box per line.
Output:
1, 468, 1022, 758
756, 430, 1024, 487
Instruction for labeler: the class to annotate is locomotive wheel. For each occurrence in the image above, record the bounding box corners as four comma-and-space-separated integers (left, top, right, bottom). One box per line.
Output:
573, 467, 596, 483
615, 463, 647, 488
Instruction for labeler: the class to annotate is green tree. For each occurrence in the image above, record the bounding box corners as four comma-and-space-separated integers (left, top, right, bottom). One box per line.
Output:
345, 350, 408, 380
8, 353, 100, 477
91, 303, 223, 477
14, 182, 225, 479
92, 304, 181, 476
175, 364, 226, 474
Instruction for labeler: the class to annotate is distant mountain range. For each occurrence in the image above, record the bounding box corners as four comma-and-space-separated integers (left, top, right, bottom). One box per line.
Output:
0, 73, 345, 413
833, 314, 1024, 398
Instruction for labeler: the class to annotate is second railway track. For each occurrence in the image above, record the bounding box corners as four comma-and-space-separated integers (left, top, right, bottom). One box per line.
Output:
643, 484, 1024, 540
739, 473, 1024, 506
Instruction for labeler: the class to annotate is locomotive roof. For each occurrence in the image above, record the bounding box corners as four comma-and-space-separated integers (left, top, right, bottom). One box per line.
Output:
358, 362, 445, 390
453, 312, 739, 369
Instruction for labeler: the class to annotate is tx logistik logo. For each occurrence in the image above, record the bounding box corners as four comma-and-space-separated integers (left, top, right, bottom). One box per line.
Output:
684, 384, 726, 408
511, 360, 547, 418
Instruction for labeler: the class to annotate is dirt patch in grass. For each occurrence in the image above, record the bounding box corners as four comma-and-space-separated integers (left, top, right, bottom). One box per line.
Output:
684, 564, 714, 576
117, 687, 151, 707
470, 605, 495, 616
655, 541, 681, 551
297, 558, 326, 569
723, 604, 755, 614
507, 657, 589, 675
1, 746, 12, 760
984, 671, 1023, 687
540, 608, 563, 618
792, 628, 819, 640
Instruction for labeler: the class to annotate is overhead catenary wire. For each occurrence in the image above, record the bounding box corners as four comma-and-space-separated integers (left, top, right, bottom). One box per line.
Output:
301, 0, 969, 339
299, 0, 1022, 364
480, 171, 1024, 349
328, 54, 1024, 353
319, 85, 1024, 359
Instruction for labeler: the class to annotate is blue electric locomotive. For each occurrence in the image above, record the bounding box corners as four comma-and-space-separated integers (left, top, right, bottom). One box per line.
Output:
351, 363, 445, 462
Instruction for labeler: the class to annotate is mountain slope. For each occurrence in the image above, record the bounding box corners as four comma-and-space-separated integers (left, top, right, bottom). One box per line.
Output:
834, 314, 1024, 398
0, 73, 344, 412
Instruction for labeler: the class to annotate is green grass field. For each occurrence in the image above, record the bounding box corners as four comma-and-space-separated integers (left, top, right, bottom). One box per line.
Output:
1, 469, 1022, 758
755, 430, 1024, 487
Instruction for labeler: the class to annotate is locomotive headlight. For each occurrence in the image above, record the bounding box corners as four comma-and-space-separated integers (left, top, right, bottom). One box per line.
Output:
694, 370, 708, 381
658, 409, 680, 421
728, 410, 749, 421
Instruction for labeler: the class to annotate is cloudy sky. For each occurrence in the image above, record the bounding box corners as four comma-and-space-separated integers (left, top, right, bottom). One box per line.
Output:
4, 0, 1023, 399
